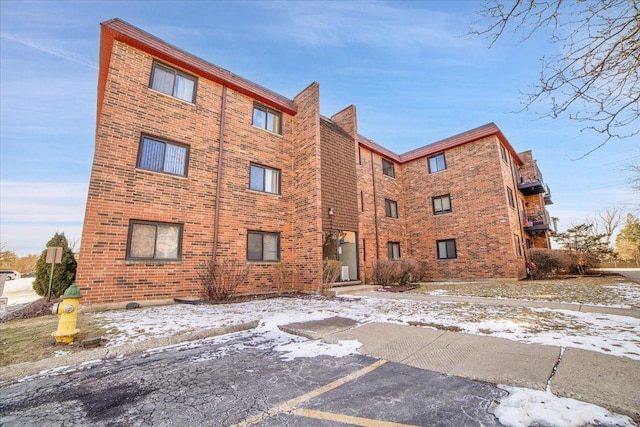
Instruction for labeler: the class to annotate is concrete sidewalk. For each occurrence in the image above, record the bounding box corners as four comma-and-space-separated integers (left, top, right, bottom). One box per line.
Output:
280, 316, 640, 423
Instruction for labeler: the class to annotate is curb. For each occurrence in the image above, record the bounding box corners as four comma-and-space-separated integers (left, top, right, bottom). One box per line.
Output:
0, 320, 259, 386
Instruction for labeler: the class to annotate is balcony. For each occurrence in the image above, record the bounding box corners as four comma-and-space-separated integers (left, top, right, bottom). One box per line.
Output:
543, 185, 553, 205
523, 209, 551, 234
517, 164, 547, 195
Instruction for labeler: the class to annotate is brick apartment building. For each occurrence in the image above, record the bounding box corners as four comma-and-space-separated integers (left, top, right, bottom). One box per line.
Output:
77, 19, 554, 303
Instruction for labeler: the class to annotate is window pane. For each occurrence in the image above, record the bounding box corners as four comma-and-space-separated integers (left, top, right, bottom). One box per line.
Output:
266, 111, 276, 132
151, 66, 174, 96
155, 225, 180, 259
250, 165, 264, 191
446, 240, 456, 257
271, 112, 281, 134
263, 234, 279, 261
173, 74, 195, 102
247, 233, 263, 260
437, 241, 447, 259
441, 196, 451, 211
164, 144, 187, 175
130, 224, 156, 258
434, 197, 443, 212
253, 107, 266, 129
264, 168, 279, 194
437, 155, 446, 171
139, 138, 165, 171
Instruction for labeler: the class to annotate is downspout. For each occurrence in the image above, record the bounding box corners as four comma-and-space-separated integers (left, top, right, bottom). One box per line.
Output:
212, 86, 227, 264
370, 151, 380, 261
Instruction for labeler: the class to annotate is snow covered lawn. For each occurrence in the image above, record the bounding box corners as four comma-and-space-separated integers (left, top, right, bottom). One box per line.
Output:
412, 275, 640, 309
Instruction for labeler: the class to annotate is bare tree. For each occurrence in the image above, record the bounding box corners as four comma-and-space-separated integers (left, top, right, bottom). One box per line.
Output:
472, 0, 640, 157
589, 205, 624, 251
624, 159, 640, 194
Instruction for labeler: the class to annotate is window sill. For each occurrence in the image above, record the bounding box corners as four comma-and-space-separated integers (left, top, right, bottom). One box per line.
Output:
125, 259, 182, 265
247, 189, 282, 197
135, 168, 188, 180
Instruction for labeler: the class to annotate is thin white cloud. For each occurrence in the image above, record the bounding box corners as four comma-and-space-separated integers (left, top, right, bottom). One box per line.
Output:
0, 32, 98, 70
255, 1, 478, 53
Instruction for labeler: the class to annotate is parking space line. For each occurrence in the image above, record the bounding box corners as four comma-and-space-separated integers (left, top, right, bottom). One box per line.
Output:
232, 359, 387, 426
293, 408, 421, 427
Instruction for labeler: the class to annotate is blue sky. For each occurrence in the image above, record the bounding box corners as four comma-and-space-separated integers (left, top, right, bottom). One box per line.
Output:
1, 0, 637, 256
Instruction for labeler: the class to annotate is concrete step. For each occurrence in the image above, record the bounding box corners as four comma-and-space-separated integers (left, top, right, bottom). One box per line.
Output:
326, 284, 381, 297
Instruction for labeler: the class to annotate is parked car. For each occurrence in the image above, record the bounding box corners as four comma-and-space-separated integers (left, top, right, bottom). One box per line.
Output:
0, 270, 21, 280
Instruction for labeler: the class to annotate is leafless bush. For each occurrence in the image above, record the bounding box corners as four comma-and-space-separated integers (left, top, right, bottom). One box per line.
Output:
564, 250, 601, 275
274, 262, 293, 294
374, 258, 427, 286
199, 258, 250, 301
528, 249, 565, 279
373, 260, 400, 286
320, 259, 341, 290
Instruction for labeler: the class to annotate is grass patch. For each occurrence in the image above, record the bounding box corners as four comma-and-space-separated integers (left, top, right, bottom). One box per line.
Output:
0, 314, 108, 367
408, 320, 462, 332
411, 276, 640, 308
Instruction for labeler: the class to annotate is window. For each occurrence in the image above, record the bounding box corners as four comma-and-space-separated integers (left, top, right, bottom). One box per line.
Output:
252, 104, 282, 134
433, 194, 452, 215
249, 163, 281, 194
514, 234, 522, 257
437, 239, 457, 259
428, 153, 447, 173
385, 199, 398, 218
247, 231, 280, 261
382, 159, 396, 178
138, 136, 189, 177
150, 62, 196, 103
387, 242, 401, 260
500, 144, 508, 162
127, 220, 182, 260
507, 187, 515, 208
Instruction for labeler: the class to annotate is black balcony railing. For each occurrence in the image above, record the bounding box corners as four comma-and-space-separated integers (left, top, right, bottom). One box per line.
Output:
523, 209, 551, 234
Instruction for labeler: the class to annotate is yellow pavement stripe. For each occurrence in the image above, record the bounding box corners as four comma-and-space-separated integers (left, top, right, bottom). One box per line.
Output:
232, 359, 387, 427
293, 408, 422, 427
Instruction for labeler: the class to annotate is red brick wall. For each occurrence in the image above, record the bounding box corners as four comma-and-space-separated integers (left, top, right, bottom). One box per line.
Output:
356, 147, 407, 282
399, 136, 523, 279
77, 41, 305, 302
291, 83, 324, 291
79, 36, 547, 304
319, 115, 359, 232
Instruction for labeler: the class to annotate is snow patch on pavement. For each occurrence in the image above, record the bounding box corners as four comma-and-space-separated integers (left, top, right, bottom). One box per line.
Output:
495, 386, 637, 427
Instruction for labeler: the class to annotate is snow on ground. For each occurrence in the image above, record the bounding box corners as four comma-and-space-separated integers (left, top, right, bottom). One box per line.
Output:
92, 294, 640, 360
89, 294, 640, 426
495, 386, 636, 427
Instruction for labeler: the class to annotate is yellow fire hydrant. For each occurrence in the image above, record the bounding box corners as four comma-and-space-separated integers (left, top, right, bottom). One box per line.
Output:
51, 283, 82, 344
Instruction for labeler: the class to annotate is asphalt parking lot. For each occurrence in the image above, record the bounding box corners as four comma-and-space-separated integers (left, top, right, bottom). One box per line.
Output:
0, 329, 506, 426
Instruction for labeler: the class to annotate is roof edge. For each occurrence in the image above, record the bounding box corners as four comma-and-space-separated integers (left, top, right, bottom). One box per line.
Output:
359, 123, 523, 166
100, 18, 297, 116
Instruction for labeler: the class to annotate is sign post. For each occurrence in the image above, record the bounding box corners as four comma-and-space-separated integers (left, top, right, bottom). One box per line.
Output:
46, 247, 63, 302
